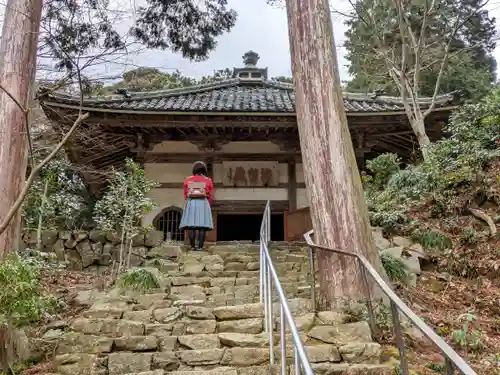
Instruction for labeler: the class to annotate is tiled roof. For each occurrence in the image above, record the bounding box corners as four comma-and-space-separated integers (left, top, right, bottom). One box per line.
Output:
39, 78, 458, 114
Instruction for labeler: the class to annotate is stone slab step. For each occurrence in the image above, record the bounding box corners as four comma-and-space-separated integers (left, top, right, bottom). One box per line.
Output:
68, 310, 372, 343
169, 274, 313, 287
54, 353, 393, 375
146, 258, 312, 277
163, 269, 312, 279
48, 363, 394, 375
55, 345, 386, 374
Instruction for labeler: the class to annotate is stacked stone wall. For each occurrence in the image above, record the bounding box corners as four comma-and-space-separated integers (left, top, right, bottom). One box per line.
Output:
20, 230, 166, 270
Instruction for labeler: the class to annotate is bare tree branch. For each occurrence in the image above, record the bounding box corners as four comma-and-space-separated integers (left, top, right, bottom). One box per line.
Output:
0, 112, 89, 235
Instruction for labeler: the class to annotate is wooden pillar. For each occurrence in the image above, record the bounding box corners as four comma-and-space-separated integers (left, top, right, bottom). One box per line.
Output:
206, 156, 214, 178
205, 155, 217, 243
135, 134, 146, 168
356, 154, 365, 171
206, 210, 217, 243
287, 158, 297, 212
284, 210, 289, 242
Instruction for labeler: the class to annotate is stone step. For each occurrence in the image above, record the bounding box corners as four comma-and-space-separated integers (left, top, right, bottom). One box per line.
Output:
169, 273, 311, 294
174, 253, 309, 266
160, 268, 312, 278
168, 271, 312, 282
149, 248, 309, 264
54, 297, 387, 375
46, 363, 393, 375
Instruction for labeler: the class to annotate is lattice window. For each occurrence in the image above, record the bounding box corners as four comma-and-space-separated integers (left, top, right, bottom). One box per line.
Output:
153, 207, 184, 242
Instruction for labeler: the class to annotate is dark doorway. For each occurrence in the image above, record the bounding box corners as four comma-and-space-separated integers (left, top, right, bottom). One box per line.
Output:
216, 213, 284, 242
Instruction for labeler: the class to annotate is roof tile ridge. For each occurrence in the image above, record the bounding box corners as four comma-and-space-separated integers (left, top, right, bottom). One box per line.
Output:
43, 78, 242, 103
264, 80, 294, 90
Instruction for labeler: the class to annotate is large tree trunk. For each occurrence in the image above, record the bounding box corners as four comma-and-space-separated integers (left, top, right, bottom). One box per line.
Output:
285, 0, 387, 308
0, 0, 43, 259
410, 118, 431, 160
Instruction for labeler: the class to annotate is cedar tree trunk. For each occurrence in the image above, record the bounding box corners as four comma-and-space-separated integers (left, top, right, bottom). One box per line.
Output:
285, 0, 387, 308
0, 0, 43, 259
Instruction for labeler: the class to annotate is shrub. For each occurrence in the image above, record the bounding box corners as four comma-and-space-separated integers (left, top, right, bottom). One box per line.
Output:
0, 254, 57, 328
380, 252, 409, 282
94, 158, 158, 274
451, 313, 483, 350
117, 268, 163, 292
363, 87, 500, 229
411, 230, 452, 251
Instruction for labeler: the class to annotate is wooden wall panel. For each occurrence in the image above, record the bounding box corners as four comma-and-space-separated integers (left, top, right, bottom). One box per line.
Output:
285, 206, 312, 241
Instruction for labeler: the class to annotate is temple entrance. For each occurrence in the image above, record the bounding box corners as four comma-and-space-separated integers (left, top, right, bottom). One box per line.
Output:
216, 213, 285, 241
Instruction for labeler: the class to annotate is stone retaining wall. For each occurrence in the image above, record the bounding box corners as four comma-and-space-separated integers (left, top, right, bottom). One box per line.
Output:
19, 228, 423, 277
20, 230, 167, 270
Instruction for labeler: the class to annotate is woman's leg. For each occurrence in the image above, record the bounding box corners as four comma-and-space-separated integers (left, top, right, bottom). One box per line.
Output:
187, 229, 196, 249
198, 229, 206, 250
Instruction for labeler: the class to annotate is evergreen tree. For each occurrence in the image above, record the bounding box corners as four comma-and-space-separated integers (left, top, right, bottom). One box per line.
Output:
344, 0, 497, 99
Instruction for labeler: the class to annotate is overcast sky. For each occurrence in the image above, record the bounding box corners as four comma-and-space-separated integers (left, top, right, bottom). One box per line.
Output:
2, 0, 500, 84
87, 0, 500, 84
79, 0, 372, 83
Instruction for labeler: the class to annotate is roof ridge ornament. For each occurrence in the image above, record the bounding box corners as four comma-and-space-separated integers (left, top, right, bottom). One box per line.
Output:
242, 51, 260, 67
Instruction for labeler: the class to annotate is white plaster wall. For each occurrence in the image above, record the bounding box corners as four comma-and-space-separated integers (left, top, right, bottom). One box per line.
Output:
278, 163, 288, 184
213, 162, 288, 184
296, 163, 305, 183
296, 188, 309, 209
214, 188, 288, 201
143, 188, 184, 226
220, 141, 284, 153
151, 141, 200, 153
144, 163, 192, 183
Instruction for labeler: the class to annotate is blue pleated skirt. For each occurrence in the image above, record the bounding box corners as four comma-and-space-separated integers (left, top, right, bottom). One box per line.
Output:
179, 198, 213, 231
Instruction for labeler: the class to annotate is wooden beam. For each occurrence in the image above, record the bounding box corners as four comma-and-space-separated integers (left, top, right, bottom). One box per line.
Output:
156, 182, 307, 189
212, 200, 289, 213
288, 159, 297, 211
375, 140, 411, 155
143, 153, 303, 163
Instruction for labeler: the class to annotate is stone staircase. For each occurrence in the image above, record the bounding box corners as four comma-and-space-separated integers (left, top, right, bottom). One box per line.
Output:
49, 244, 393, 375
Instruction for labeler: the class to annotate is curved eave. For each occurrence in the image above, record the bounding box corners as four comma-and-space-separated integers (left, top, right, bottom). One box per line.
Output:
40, 100, 458, 118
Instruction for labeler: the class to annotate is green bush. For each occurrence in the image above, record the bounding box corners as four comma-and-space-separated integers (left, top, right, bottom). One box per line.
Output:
411, 230, 452, 251
364, 87, 500, 229
117, 268, 160, 292
380, 252, 408, 282
0, 254, 57, 328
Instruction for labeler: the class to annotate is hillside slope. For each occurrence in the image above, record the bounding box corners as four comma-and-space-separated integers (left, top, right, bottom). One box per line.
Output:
363, 89, 500, 374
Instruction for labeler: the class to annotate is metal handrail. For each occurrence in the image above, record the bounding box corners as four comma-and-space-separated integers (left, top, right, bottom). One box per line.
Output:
304, 229, 477, 375
259, 201, 314, 375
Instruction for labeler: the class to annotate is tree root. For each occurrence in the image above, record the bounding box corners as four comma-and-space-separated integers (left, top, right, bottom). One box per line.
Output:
469, 208, 497, 236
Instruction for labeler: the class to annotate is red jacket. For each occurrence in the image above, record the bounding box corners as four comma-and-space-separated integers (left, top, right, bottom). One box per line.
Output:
183, 175, 214, 205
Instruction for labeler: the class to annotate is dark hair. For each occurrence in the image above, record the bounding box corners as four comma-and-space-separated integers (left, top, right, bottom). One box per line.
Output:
192, 161, 207, 175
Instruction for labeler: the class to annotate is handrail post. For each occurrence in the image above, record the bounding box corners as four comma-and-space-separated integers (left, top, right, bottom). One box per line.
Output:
280, 304, 287, 375
391, 300, 409, 375
259, 240, 264, 303
259, 201, 314, 375
303, 230, 477, 375
307, 246, 317, 312
266, 259, 274, 365
359, 258, 377, 337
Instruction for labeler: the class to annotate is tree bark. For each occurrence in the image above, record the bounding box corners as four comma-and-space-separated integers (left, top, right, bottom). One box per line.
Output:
410, 118, 431, 160
285, 0, 387, 307
0, 0, 43, 259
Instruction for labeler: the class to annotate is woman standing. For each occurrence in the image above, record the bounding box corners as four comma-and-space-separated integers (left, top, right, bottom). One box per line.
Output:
179, 161, 214, 250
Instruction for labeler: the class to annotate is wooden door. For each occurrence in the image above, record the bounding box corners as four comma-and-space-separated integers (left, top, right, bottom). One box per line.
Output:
285, 207, 312, 241
206, 210, 217, 243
